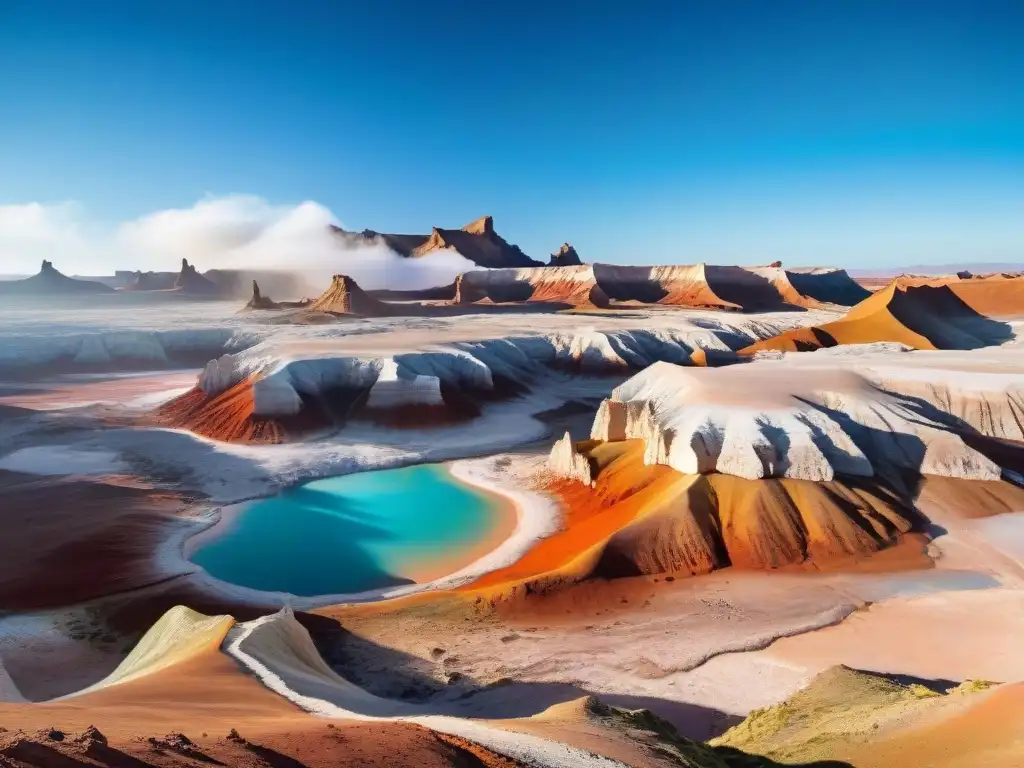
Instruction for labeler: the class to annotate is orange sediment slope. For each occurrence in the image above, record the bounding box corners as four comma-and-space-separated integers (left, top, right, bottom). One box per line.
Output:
464, 440, 934, 598
740, 276, 1020, 355
152, 378, 298, 443
466, 441, 677, 593
308, 274, 395, 316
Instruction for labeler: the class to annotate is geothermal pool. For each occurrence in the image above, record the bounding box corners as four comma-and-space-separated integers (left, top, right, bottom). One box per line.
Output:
189, 464, 507, 596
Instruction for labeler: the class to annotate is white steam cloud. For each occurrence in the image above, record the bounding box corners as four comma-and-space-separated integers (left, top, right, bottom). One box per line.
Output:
0, 195, 480, 291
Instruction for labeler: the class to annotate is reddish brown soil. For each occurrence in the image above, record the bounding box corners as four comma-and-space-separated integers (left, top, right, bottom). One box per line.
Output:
0, 471, 193, 612
151, 379, 311, 443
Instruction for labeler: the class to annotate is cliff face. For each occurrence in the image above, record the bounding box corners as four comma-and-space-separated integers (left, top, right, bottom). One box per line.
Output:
413, 216, 542, 268
455, 265, 608, 308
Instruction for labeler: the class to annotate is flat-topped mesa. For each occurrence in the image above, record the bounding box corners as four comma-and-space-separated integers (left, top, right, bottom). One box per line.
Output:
549, 243, 583, 267
461, 215, 495, 235
307, 274, 393, 316
455, 265, 609, 308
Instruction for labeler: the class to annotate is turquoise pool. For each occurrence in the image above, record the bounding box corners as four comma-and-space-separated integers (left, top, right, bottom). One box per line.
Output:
189, 464, 502, 596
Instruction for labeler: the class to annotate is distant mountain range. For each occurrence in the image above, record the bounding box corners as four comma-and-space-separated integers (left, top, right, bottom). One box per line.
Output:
846, 262, 1024, 277
329, 214, 547, 269
0, 260, 114, 295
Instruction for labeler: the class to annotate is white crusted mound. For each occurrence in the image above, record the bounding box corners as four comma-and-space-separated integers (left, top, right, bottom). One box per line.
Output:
198, 325, 756, 417
868, 368, 1024, 442
200, 353, 243, 395
591, 362, 1001, 482
365, 359, 444, 409
0, 328, 245, 372
744, 345, 1024, 443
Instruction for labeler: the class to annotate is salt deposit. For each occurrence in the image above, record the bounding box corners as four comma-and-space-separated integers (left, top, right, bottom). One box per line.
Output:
366, 367, 444, 409
0, 446, 128, 476
584, 362, 1003, 481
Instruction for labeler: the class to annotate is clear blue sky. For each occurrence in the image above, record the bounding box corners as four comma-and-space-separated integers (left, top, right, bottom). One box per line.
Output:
1, 0, 1022, 267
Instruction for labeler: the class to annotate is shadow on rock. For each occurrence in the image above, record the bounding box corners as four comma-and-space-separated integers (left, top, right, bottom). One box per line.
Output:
298, 612, 743, 740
